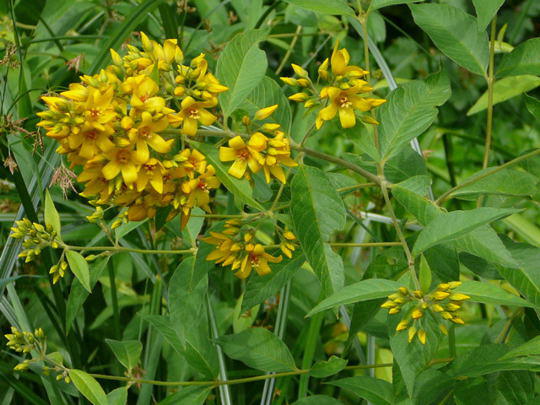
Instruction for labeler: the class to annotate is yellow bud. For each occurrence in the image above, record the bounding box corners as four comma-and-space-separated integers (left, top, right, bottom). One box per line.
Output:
111, 219, 123, 229
85, 255, 97, 262
431, 304, 444, 312
394, 297, 407, 304
304, 99, 316, 108
451, 317, 465, 325
449, 293, 470, 301
174, 86, 185, 97
14, 361, 29, 371
412, 309, 423, 319
446, 303, 461, 311
388, 307, 400, 315
396, 320, 408, 331
432, 291, 450, 300
408, 326, 417, 343
381, 300, 397, 309
288, 92, 309, 102
448, 281, 462, 289
283, 231, 296, 240
291, 63, 308, 77
441, 312, 453, 320
254, 105, 278, 121
413, 290, 423, 298
51, 241, 59, 249
280, 77, 297, 86
418, 329, 426, 344
439, 324, 448, 335
388, 293, 401, 300
438, 283, 450, 290
297, 78, 310, 87
361, 115, 380, 125
398, 287, 408, 295
110, 49, 123, 65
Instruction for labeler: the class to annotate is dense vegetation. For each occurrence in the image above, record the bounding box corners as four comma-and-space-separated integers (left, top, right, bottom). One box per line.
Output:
1, 0, 539, 404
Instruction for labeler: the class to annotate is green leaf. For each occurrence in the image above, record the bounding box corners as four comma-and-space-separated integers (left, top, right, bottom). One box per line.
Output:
419, 255, 432, 292
144, 315, 184, 356
105, 339, 142, 370
524, 94, 540, 118
500, 336, 540, 360
89, 0, 165, 73
412, 207, 519, 255
504, 214, 540, 248
216, 29, 268, 117
192, 141, 264, 211
242, 254, 304, 312
454, 280, 533, 307
467, 75, 540, 115
285, 0, 355, 16
410, 3, 488, 75
370, 0, 423, 11
497, 240, 540, 308
393, 183, 518, 268
158, 386, 212, 405
472, 0, 504, 31
328, 376, 393, 405
65, 250, 91, 293
292, 396, 344, 405
310, 356, 347, 378
448, 168, 538, 199
68, 369, 108, 405
241, 76, 292, 133
218, 327, 296, 372
107, 387, 128, 405
496, 371, 536, 405
44, 190, 61, 237
497, 38, 540, 78
291, 165, 346, 297
66, 258, 109, 332
307, 279, 400, 317
378, 72, 451, 159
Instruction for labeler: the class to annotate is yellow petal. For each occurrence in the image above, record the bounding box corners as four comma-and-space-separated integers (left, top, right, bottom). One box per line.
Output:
228, 159, 247, 179
338, 107, 356, 128
219, 147, 237, 162
102, 161, 120, 180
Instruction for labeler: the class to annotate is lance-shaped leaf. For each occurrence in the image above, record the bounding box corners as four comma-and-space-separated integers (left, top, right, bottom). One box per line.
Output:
497, 38, 540, 78
105, 339, 142, 370
68, 370, 108, 405
218, 327, 296, 372
328, 376, 393, 404
378, 72, 451, 160
454, 280, 533, 308
467, 75, 540, 115
307, 279, 400, 317
216, 29, 268, 117
410, 3, 488, 75
472, 0, 505, 31
44, 190, 61, 237
412, 207, 520, 255
291, 165, 346, 298
65, 250, 91, 293
285, 0, 355, 16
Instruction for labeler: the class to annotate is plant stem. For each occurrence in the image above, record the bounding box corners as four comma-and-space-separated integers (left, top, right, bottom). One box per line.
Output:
298, 312, 323, 398
378, 166, 420, 289
293, 145, 381, 185
338, 183, 377, 193
331, 242, 401, 247
436, 148, 540, 205
448, 326, 456, 358
64, 245, 195, 255
275, 25, 302, 75
481, 17, 498, 172
108, 261, 121, 340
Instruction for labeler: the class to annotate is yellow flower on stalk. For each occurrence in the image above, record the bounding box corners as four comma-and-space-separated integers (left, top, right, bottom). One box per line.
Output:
102, 147, 144, 185
329, 45, 368, 77
180, 165, 220, 213
236, 244, 282, 279
317, 86, 386, 129
68, 123, 115, 160
127, 111, 173, 162
219, 134, 265, 179
136, 158, 167, 193
176, 96, 217, 136
259, 133, 297, 183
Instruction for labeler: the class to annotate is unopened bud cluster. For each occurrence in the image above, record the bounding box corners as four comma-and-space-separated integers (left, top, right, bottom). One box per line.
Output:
10, 219, 60, 262
4, 327, 45, 371
381, 282, 470, 344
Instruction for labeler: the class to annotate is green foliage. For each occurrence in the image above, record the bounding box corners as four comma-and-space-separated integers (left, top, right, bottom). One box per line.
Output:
1, 0, 539, 404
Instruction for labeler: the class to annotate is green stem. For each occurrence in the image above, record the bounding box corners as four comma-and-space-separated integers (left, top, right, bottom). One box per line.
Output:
298, 312, 323, 398
448, 326, 456, 358
108, 261, 120, 340
338, 183, 377, 193
275, 25, 302, 75
481, 17, 498, 173
378, 166, 420, 289
436, 148, 540, 205
331, 242, 401, 247
64, 245, 195, 255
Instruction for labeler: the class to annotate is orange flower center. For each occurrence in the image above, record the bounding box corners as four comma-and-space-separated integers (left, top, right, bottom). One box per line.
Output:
338, 95, 352, 108
116, 149, 131, 164
187, 107, 200, 119
85, 130, 98, 140
89, 109, 100, 118
237, 149, 250, 160
139, 127, 151, 138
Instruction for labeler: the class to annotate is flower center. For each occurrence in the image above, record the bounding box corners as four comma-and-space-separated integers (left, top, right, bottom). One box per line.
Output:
237, 149, 250, 160
89, 109, 100, 118
143, 163, 156, 172
187, 107, 199, 119
139, 127, 151, 138
85, 130, 98, 140
116, 150, 130, 164
338, 95, 352, 108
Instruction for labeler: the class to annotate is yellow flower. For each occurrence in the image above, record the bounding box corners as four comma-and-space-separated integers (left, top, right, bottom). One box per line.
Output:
219, 134, 265, 179
259, 133, 297, 183
128, 111, 173, 162
181, 165, 220, 213
67, 123, 115, 160
318, 86, 386, 129
417, 329, 426, 345
235, 244, 282, 279
136, 158, 167, 193
330, 45, 368, 77
102, 147, 143, 185
254, 105, 278, 121
176, 96, 217, 136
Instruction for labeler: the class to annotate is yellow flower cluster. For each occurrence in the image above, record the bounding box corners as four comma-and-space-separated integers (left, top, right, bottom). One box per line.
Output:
219, 105, 297, 183
381, 282, 470, 344
37, 33, 227, 223
10, 219, 60, 262
5, 326, 45, 371
282, 44, 386, 129
202, 220, 297, 279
